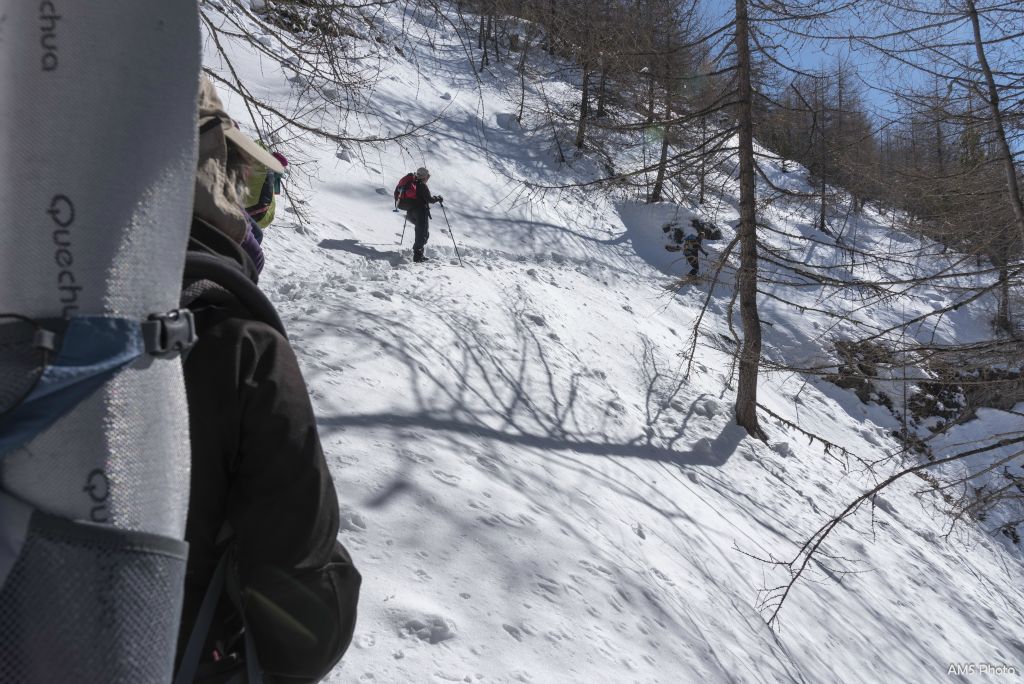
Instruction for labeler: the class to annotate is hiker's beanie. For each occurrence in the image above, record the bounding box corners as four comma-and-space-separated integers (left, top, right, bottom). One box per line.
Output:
416, 167, 430, 179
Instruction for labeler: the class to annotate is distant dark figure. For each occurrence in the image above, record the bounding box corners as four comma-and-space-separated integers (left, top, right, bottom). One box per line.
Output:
406, 167, 443, 263
683, 233, 708, 276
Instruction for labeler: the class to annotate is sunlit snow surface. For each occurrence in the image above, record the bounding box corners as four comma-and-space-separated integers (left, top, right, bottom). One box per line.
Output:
202, 3, 1024, 682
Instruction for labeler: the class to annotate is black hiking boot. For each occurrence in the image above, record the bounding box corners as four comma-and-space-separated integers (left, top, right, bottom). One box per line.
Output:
413, 250, 429, 263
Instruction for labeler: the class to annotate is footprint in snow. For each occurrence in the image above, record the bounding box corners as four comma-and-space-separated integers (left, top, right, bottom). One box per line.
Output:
431, 470, 461, 486
503, 624, 524, 641
338, 508, 367, 532
545, 629, 570, 643
534, 575, 562, 600
578, 559, 613, 577
651, 568, 675, 585
402, 616, 456, 644
494, 112, 521, 130
370, 290, 392, 301
693, 398, 721, 417
772, 441, 796, 458
475, 456, 499, 473
432, 671, 474, 683
871, 494, 898, 516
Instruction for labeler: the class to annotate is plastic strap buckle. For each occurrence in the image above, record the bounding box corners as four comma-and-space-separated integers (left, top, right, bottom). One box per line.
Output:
142, 309, 198, 357
33, 328, 57, 353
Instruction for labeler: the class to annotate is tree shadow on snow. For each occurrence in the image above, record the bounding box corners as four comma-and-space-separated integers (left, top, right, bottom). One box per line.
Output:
302, 290, 747, 475
291, 282, 784, 669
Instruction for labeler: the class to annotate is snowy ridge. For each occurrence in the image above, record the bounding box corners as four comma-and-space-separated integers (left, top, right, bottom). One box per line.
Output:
202, 3, 1024, 682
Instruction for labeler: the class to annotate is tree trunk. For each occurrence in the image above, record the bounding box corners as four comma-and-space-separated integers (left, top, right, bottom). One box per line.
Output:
966, 0, 1024, 243
998, 265, 1011, 332
699, 114, 707, 204
517, 30, 533, 122
650, 77, 672, 202
491, 15, 500, 63
546, 0, 557, 55
818, 93, 828, 233
517, 27, 533, 75
645, 68, 656, 125
992, 251, 1013, 331
596, 58, 608, 117
575, 63, 590, 150
479, 15, 489, 69
733, 0, 766, 440
819, 178, 827, 232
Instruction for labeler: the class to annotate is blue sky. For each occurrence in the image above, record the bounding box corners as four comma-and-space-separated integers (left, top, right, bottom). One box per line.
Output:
694, 0, 971, 121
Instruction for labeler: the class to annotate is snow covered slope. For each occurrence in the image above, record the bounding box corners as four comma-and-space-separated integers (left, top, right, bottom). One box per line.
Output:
201, 3, 1024, 682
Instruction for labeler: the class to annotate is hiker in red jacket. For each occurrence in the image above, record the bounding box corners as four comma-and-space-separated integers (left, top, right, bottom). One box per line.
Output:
406, 167, 443, 263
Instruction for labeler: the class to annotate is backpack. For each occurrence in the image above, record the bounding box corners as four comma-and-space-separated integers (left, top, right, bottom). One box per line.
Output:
245, 162, 277, 229
691, 218, 723, 241
174, 241, 359, 683
394, 172, 419, 211
174, 249, 283, 684
0, 2, 199, 682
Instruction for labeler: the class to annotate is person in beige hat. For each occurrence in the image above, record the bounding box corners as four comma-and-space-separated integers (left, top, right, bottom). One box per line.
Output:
192, 74, 285, 269
176, 75, 360, 683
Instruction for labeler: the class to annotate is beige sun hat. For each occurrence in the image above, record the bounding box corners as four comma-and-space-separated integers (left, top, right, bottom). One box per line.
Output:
193, 75, 287, 243
198, 75, 285, 173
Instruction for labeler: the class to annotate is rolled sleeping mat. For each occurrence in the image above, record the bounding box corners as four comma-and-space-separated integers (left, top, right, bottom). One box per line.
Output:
0, 2, 200, 681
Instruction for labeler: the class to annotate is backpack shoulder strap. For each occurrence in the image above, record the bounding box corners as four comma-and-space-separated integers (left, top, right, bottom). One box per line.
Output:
183, 252, 287, 339
173, 546, 266, 684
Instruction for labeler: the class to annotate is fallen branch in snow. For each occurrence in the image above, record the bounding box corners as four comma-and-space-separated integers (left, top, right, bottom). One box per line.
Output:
753, 433, 1024, 627
756, 402, 858, 470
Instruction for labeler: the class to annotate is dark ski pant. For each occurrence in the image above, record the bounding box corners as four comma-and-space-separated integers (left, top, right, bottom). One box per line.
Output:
684, 252, 699, 275
408, 208, 430, 255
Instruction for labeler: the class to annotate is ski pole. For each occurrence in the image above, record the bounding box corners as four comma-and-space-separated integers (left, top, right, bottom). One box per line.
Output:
439, 203, 463, 267
399, 215, 407, 245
